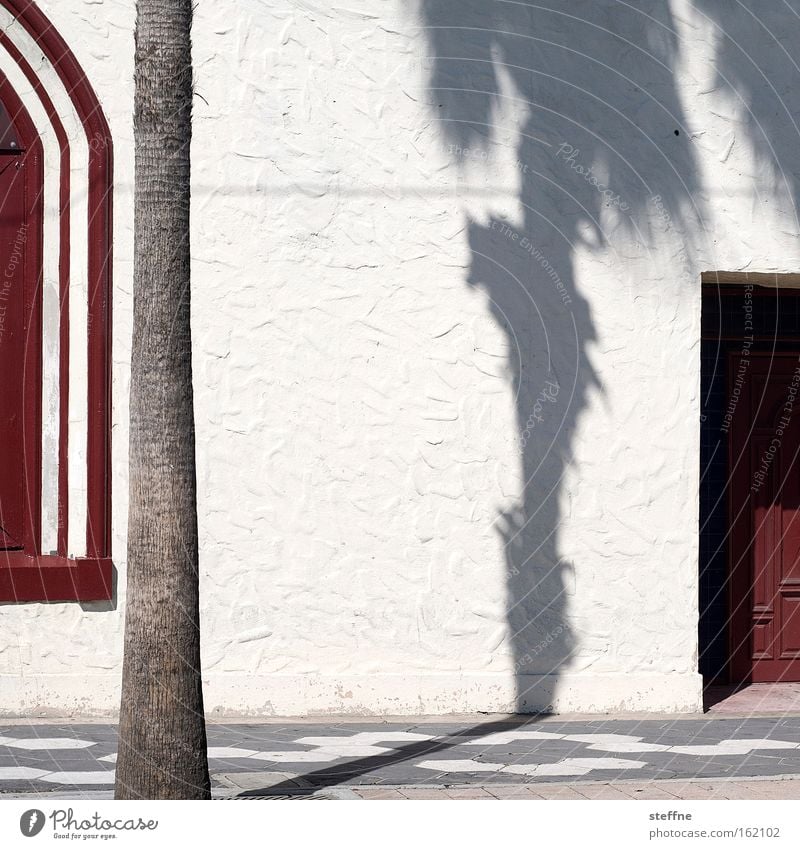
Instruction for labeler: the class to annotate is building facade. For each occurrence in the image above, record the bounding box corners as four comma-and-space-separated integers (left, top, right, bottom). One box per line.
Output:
0, 0, 798, 715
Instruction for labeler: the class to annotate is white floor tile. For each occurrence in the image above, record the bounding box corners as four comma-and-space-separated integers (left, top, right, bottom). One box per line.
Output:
417, 759, 501, 773
40, 771, 115, 786
0, 767, 48, 781
5, 738, 96, 750
207, 747, 258, 759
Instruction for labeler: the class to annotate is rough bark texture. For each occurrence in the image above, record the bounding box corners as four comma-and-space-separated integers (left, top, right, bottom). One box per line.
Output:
115, 0, 210, 800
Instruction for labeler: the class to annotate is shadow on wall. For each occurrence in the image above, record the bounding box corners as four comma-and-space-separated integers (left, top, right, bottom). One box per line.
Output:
417, 0, 701, 710
693, 0, 800, 220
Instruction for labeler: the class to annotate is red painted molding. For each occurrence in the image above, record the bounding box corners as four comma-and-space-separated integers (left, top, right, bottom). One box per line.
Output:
0, 552, 112, 602
0, 30, 72, 558
2, 0, 114, 561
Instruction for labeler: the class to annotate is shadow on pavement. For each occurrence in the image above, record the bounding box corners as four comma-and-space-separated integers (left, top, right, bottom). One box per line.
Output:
236, 715, 549, 796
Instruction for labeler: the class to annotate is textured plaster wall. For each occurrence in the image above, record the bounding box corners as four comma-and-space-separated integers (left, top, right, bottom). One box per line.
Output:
2, 0, 799, 715
0, 0, 134, 715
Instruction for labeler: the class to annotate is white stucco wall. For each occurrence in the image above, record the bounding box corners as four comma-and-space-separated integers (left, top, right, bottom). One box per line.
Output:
3, 0, 800, 715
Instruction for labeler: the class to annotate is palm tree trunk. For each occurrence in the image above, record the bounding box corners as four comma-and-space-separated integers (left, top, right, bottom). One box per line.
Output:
115, 0, 210, 800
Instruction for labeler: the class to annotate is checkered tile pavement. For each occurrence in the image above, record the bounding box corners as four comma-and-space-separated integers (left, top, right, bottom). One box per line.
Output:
4, 716, 800, 794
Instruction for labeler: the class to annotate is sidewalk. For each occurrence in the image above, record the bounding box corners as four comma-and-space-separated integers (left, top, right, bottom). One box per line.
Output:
341, 778, 800, 800
4, 713, 800, 799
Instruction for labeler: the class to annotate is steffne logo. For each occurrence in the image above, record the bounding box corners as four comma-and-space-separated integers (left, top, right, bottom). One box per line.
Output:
19, 810, 46, 837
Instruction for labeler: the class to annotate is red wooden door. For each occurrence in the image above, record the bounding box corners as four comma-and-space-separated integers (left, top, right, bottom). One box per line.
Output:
729, 352, 800, 682
0, 148, 26, 550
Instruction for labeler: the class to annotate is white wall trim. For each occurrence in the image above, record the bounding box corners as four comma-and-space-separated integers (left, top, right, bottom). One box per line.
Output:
0, 672, 705, 717
0, 9, 90, 556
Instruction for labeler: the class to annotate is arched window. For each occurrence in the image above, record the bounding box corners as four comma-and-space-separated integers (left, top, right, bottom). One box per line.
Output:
0, 1, 113, 602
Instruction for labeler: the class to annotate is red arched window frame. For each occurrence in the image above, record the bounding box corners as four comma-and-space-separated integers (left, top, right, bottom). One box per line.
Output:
0, 1, 113, 602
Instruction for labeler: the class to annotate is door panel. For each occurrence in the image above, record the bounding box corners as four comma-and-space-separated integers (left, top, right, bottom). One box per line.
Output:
730, 353, 800, 681
0, 152, 26, 549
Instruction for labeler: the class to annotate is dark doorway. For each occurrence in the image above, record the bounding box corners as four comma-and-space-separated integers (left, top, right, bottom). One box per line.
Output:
0, 86, 40, 553
701, 282, 800, 684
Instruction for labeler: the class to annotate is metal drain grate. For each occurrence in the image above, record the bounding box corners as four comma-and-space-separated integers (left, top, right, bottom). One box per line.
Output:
229, 792, 337, 800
